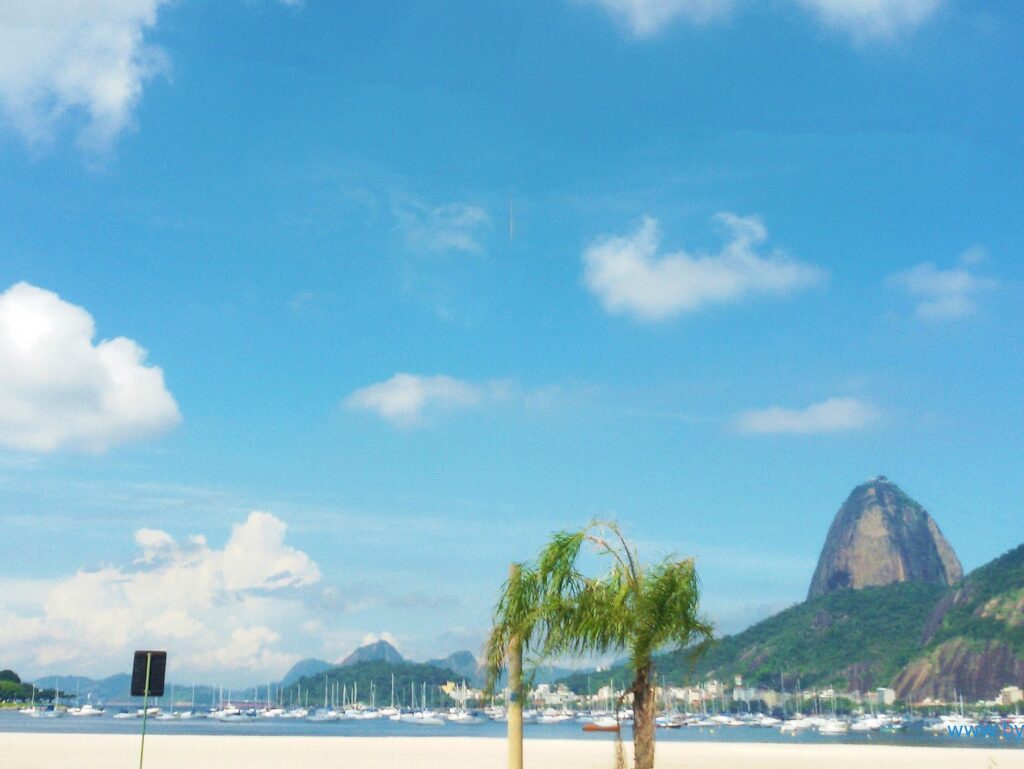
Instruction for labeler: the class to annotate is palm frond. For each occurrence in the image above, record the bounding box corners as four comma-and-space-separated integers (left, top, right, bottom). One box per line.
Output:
484, 521, 714, 695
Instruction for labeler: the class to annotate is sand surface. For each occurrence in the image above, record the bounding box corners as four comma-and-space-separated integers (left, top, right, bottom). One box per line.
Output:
1, 733, 1020, 769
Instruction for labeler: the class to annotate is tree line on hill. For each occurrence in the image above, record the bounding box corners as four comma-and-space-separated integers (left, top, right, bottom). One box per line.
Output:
556, 543, 1024, 701
0, 669, 62, 703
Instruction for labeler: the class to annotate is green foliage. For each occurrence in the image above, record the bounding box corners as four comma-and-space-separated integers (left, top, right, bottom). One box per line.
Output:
291, 660, 461, 708
557, 542, 1024, 700
690, 582, 948, 689
0, 671, 61, 703
485, 520, 712, 691
560, 581, 947, 693
926, 544, 1024, 655
485, 521, 712, 769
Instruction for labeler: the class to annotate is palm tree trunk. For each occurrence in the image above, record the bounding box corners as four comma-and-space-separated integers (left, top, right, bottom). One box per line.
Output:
631, 663, 656, 769
507, 564, 523, 769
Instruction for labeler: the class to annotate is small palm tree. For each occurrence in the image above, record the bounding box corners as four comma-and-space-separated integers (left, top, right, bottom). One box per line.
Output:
486, 520, 713, 769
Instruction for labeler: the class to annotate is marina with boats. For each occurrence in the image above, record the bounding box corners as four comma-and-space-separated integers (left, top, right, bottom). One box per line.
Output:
9, 695, 1023, 749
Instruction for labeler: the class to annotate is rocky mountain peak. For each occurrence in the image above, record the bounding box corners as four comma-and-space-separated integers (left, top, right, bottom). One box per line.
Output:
808, 477, 962, 599
340, 639, 404, 666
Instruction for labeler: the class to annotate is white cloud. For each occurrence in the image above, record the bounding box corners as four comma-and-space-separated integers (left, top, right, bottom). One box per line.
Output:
222, 512, 321, 591
578, 0, 731, 37
583, 214, 826, 321
344, 374, 573, 427
345, 373, 489, 427
0, 282, 180, 452
579, 0, 941, 40
0, 511, 322, 680
794, 0, 942, 41
733, 397, 879, 435
0, 1, 170, 149
887, 257, 997, 321
396, 202, 490, 255
958, 244, 987, 266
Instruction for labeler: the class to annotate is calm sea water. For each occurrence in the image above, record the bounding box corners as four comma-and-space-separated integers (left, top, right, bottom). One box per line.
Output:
0, 711, 1016, 750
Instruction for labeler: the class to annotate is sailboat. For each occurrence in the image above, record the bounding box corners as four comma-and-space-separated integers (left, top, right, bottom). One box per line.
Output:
156, 684, 178, 719
380, 674, 400, 718
261, 682, 285, 717
19, 685, 39, 716
42, 679, 67, 717
402, 682, 444, 725
212, 688, 246, 721
308, 675, 340, 721
447, 681, 484, 724
282, 682, 308, 718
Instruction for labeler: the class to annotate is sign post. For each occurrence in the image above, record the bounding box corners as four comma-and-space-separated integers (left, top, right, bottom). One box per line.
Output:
131, 651, 166, 769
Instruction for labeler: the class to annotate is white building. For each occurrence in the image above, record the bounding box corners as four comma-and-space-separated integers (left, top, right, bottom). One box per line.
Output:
999, 686, 1023, 706
870, 688, 896, 706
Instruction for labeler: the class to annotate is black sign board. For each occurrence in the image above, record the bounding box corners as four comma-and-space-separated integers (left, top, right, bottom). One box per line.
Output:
130, 651, 167, 697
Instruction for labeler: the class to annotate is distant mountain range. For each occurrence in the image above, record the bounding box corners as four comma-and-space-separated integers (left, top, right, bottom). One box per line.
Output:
282, 642, 485, 688
29, 477, 1015, 705
426, 650, 480, 684
290, 658, 463, 708
341, 639, 404, 667
280, 659, 333, 688
26, 673, 133, 703
32, 641, 486, 705
562, 478, 1024, 701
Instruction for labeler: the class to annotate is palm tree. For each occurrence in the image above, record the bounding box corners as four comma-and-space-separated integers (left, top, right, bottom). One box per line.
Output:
486, 520, 712, 769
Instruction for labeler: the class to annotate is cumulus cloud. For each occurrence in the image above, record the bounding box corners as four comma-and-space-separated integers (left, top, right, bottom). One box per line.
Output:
396, 202, 491, 255
0, 512, 321, 679
793, 0, 942, 41
733, 397, 879, 435
345, 373, 492, 427
583, 214, 826, 321
887, 253, 997, 321
0, 1, 171, 149
0, 282, 180, 452
578, 0, 731, 37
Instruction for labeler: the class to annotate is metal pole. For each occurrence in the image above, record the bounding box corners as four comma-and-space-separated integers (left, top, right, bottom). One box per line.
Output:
508, 564, 523, 769
139, 652, 152, 769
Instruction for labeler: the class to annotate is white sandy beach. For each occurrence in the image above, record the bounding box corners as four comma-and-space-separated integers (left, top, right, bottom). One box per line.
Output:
1, 734, 1021, 769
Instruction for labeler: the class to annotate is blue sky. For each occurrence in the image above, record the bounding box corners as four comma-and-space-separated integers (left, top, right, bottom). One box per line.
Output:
0, 0, 1021, 685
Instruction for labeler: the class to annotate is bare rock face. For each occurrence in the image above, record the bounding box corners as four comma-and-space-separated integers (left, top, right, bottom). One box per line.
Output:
893, 639, 1024, 701
808, 477, 962, 599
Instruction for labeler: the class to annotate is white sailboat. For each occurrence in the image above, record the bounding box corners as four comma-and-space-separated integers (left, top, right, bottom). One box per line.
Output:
19, 685, 38, 716
379, 674, 400, 718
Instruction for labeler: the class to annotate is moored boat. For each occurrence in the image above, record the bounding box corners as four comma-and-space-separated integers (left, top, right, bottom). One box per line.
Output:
583, 716, 620, 732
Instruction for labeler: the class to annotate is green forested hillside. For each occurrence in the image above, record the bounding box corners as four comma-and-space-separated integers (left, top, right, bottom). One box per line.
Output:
0, 670, 61, 703
683, 581, 947, 689
925, 544, 1024, 654
292, 660, 461, 708
559, 581, 946, 694
891, 544, 1024, 700
558, 545, 1024, 700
